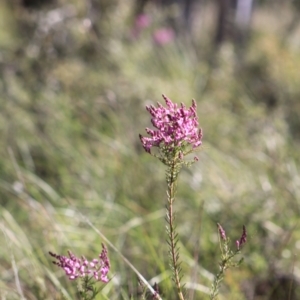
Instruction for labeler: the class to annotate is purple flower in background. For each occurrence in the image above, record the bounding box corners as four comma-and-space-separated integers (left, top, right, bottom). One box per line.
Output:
131, 13, 152, 38
236, 225, 247, 250
140, 94, 202, 154
49, 244, 110, 283
135, 13, 151, 29
153, 28, 175, 45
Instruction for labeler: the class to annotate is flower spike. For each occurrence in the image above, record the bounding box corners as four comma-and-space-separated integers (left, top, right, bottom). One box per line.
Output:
236, 225, 247, 250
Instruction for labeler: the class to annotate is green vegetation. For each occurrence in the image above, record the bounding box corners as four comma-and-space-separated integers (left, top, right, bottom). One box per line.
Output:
1, 1, 300, 299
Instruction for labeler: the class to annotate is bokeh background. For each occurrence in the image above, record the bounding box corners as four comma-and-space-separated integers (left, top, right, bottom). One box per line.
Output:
1, 0, 300, 299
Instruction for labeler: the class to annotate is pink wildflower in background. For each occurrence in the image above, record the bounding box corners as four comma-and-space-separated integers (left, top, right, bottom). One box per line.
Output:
153, 27, 175, 45
131, 13, 152, 38
49, 244, 110, 283
135, 13, 151, 29
236, 225, 247, 250
139, 94, 202, 153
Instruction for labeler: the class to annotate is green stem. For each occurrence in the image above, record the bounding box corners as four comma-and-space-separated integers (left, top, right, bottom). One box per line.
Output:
210, 263, 226, 300
167, 160, 185, 300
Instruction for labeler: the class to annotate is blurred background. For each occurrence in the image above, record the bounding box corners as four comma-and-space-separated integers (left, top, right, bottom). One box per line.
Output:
1, 0, 300, 299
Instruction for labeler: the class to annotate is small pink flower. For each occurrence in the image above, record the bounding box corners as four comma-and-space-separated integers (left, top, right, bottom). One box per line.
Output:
153, 28, 175, 45
217, 223, 227, 241
236, 225, 247, 250
49, 244, 110, 283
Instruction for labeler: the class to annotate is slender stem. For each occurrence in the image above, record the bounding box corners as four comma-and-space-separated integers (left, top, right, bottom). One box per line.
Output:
210, 263, 226, 300
210, 252, 235, 300
167, 160, 185, 300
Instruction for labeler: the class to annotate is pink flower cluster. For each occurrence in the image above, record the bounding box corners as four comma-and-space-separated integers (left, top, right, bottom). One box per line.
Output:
49, 244, 110, 283
140, 95, 202, 153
